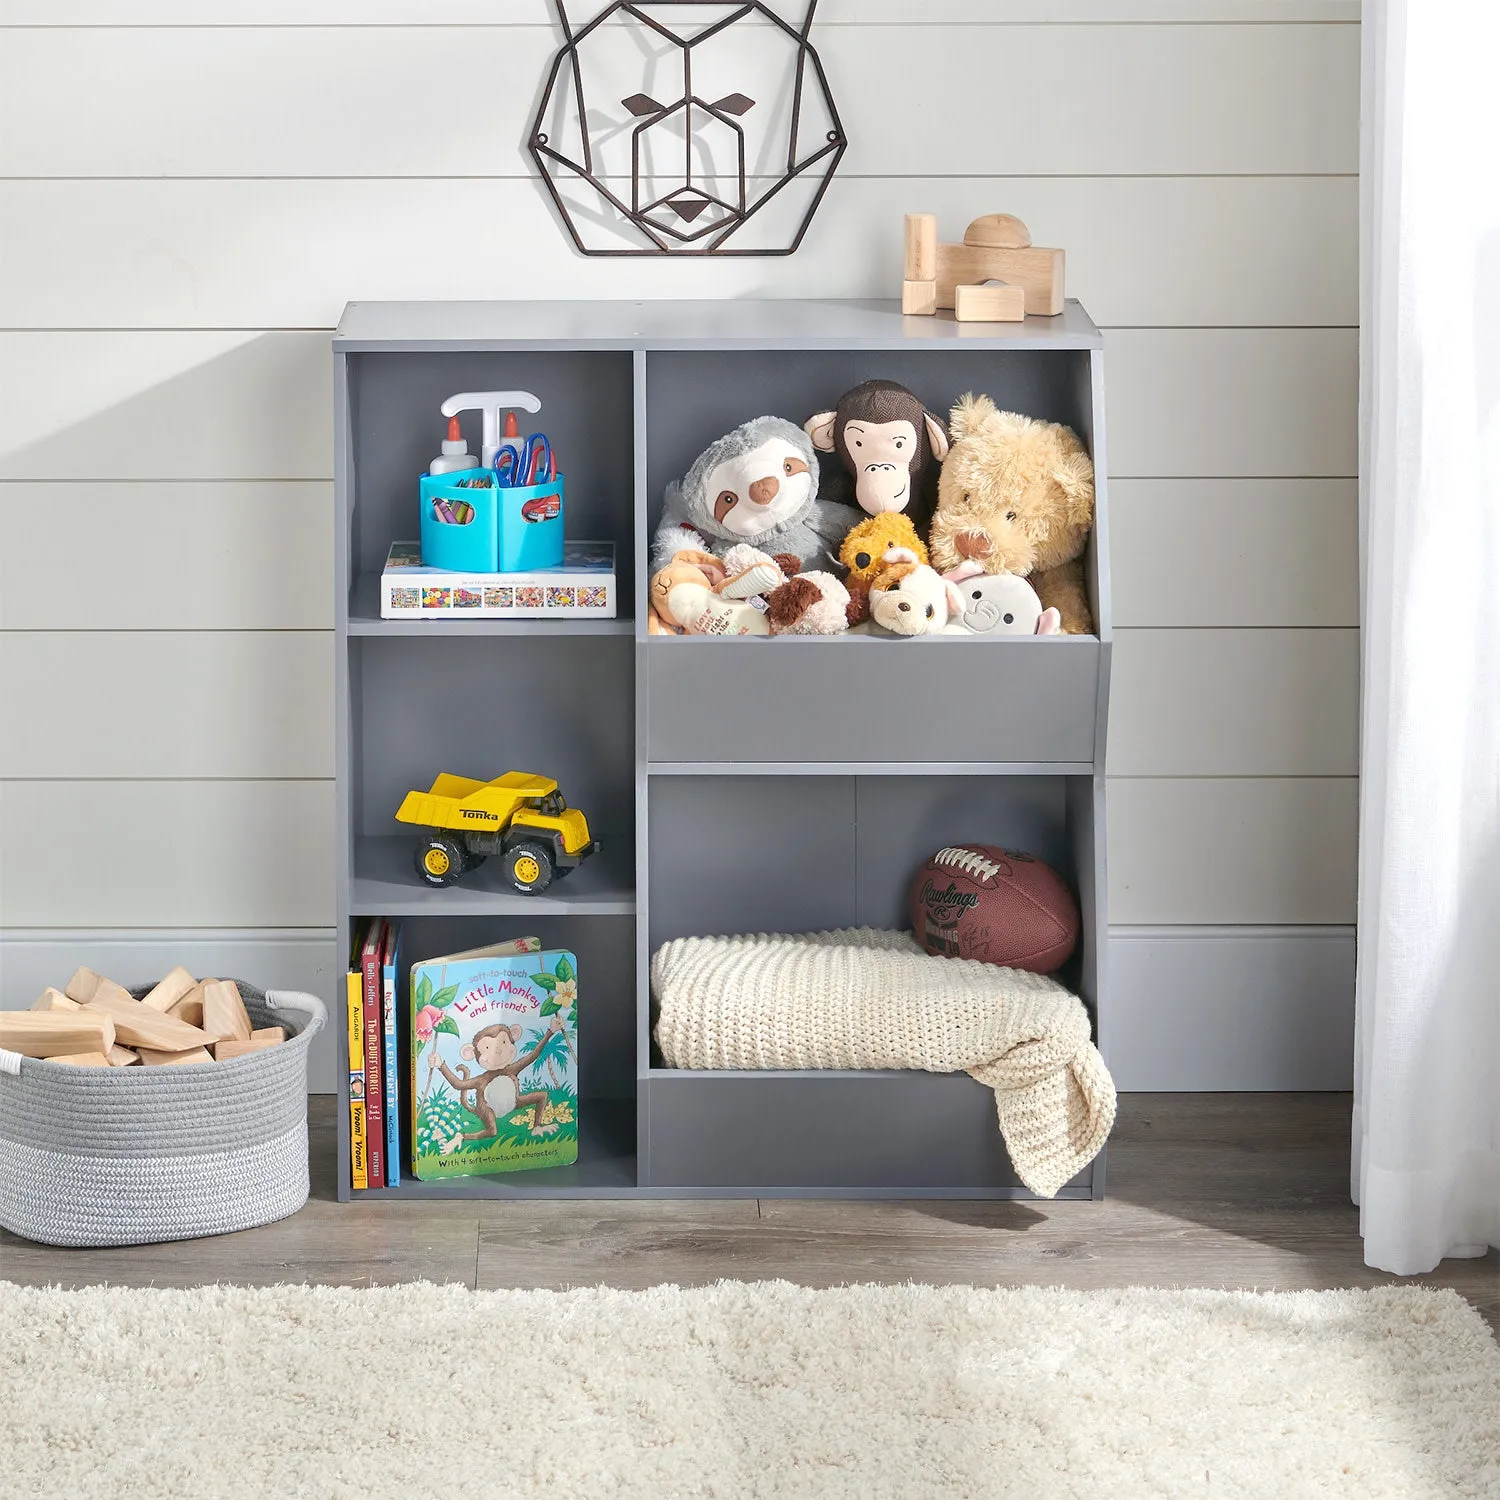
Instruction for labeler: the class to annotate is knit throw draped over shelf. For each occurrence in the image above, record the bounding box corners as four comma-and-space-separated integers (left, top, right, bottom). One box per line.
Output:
651, 928, 1116, 1197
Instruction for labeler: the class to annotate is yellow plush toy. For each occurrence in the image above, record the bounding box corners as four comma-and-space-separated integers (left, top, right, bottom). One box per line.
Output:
928, 394, 1096, 635
838, 513, 929, 624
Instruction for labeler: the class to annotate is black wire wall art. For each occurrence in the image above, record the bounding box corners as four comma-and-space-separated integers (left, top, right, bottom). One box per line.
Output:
529, 1, 846, 256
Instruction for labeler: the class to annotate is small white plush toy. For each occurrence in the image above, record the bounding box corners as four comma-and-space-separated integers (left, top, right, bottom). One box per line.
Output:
947, 567, 1063, 636
867, 552, 963, 637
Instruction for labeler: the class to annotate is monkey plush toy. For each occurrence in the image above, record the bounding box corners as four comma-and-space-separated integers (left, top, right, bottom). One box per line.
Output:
804, 380, 950, 535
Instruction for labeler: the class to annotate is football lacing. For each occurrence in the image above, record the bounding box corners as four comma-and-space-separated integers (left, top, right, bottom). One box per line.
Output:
934, 846, 1001, 883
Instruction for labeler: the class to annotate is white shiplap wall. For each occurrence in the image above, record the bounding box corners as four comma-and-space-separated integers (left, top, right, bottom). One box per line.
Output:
0, 1, 1359, 1091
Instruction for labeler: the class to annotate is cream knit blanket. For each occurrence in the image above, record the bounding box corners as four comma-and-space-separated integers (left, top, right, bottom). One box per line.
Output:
651, 928, 1116, 1198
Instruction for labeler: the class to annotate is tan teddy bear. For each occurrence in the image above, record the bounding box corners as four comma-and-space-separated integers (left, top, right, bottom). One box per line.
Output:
928, 393, 1096, 635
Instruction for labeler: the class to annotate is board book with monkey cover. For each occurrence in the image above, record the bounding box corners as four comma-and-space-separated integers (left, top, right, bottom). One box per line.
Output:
410, 937, 578, 1180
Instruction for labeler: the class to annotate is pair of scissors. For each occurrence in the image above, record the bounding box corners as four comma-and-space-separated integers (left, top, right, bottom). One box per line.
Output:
494, 433, 552, 487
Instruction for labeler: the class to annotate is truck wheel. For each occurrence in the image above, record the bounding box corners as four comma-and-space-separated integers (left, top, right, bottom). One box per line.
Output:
505, 840, 554, 895
415, 834, 465, 888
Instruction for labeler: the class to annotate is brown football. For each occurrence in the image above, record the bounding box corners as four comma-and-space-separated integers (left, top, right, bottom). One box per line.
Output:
909, 845, 1079, 972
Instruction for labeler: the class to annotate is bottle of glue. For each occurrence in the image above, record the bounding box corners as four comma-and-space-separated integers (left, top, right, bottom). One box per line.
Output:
428, 415, 479, 476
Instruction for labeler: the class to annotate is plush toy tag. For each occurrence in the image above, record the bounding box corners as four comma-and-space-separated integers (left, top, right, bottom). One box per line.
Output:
747, 595, 770, 613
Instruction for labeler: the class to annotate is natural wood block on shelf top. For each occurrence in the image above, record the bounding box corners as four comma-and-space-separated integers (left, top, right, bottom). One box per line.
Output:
48, 1052, 113, 1068
140, 966, 197, 1014
64, 967, 135, 1011
0, 1011, 116, 1058
903, 213, 937, 282
137, 1046, 215, 1066
202, 980, 253, 1044
936, 244, 1065, 317
954, 282, 1025, 323
902, 279, 938, 317
32, 987, 81, 1013
963, 213, 1032, 249
78, 990, 213, 1052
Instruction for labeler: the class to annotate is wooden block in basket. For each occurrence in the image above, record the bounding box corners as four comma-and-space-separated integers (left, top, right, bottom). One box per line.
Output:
77, 987, 213, 1052
0, 1011, 116, 1058
202, 980, 253, 1044
137, 1046, 215, 1066
139, 966, 197, 1014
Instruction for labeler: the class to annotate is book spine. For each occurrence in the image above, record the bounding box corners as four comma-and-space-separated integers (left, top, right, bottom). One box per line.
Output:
346, 970, 368, 1191
362, 921, 386, 1190
382, 925, 401, 1188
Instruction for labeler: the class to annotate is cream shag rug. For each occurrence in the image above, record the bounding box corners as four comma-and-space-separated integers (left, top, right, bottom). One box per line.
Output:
3, 1281, 1497, 1499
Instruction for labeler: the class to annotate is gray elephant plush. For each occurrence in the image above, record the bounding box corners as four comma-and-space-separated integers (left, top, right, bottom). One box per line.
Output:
653, 416, 862, 574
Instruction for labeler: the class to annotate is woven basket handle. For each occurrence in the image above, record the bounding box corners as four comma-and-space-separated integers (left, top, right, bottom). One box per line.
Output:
264, 990, 328, 1037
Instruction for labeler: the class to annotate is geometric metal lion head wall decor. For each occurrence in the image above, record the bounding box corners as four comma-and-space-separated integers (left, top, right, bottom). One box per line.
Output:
529, 2, 846, 255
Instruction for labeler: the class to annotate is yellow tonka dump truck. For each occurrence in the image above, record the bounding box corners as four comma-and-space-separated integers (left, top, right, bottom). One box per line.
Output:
394, 770, 598, 893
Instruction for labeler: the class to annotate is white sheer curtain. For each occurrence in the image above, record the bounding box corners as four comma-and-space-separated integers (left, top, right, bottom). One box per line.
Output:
1354, 0, 1500, 1276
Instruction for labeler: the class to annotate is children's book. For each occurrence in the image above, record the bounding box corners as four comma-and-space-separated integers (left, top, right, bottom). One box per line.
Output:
410, 936, 577, 1180
360, 919, 387, 1190
381, 540, 616, 619
381, 920, 402, 1188
346, 922, 369, 1190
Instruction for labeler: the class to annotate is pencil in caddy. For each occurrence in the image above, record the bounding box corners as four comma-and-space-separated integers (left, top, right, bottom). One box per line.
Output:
420, 390, 565, 573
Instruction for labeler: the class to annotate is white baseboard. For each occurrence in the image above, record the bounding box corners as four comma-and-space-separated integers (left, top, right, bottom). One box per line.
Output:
0, 929, 340, 1088
1107, 926, 1355, 1091
1, 926, 1355, 1094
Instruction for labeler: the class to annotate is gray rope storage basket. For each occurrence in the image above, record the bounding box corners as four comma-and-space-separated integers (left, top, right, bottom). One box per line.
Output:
0, 983, 325, 1247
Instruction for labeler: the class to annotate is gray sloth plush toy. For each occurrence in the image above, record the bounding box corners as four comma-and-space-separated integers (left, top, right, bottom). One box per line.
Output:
653, 416, 862, 574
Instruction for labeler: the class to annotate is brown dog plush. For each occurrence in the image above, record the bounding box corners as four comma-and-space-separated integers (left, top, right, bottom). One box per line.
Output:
928, 394, 1096, 634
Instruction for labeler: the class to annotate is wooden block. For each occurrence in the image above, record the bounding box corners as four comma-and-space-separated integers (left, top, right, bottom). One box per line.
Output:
77, 990, 213, 1052
170, 980, 210, 1027
901, 279, 938, 316
64, 966, 135, 1009
0, 1011, 116, 1058
107, 1045, 140, 1067
935, 243, 1065, 316
137, 1046, 215, 1066
32, 987, 81, 1012
215, 1034, 282, 1061
49, 1052, 113, 1068
954, 281, 1026, 322
202, 980, 253, 1044
140, 965, 197, 1013
251, 1027, 286, 1044
963, 213, 1032, 249
903, 212, 937, 281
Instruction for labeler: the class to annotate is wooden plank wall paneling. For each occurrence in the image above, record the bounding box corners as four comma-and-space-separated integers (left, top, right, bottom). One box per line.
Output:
0, 7, 1360, 1087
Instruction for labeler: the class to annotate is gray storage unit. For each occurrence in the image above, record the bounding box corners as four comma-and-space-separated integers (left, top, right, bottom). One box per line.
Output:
333, 298, 1112, 1202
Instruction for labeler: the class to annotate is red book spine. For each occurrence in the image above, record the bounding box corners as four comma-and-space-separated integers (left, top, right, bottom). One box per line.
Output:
361, 918, 386, 1189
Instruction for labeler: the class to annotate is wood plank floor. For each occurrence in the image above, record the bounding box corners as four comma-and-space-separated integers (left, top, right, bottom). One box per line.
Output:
3, 1094, 1495, 1335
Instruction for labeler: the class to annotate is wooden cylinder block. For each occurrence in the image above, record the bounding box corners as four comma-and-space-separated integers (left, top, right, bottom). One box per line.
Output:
904, 213, 937, 281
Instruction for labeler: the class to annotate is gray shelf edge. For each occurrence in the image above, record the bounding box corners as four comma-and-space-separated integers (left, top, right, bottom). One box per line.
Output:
353, 1181, 1096, 1202
645, 761, 1098, 777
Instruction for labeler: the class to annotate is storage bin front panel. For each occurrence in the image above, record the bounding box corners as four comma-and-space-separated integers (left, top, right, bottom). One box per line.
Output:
646, 637, 1100, 763
644, 1071, 1096, 1195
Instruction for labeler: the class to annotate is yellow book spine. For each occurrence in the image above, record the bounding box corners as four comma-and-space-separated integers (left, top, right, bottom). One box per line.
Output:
347, 970, 368, 1191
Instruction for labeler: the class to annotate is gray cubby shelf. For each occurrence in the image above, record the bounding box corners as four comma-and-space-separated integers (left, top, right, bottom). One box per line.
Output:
333, 298, 1111, 1203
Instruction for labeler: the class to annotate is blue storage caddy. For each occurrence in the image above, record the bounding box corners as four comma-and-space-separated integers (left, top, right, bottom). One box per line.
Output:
418, 470, 565, 573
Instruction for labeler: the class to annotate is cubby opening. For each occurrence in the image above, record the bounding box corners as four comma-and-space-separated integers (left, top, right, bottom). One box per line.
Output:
642, 345, 1102, 638
348, 634, 635, 914
355, 911, 637, 1197
345, 348, 637, 616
